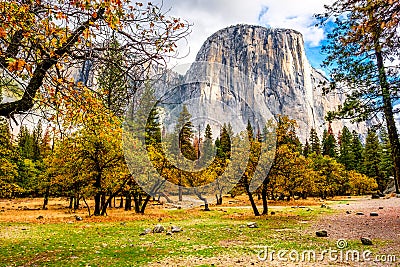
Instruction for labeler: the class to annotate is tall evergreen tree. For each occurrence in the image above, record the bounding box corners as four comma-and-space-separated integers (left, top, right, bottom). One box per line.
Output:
351, 130, 364, 173
176, 105, 196, 161
309, 128, 321, 155
362, 129, 383, 192
322, 127, 337, 158
338, 126, 354, 170
201, 124, 214, 165
303, 141, 311, 157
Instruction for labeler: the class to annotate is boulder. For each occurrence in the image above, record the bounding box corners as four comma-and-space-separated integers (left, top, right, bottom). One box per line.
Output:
171, 226, 182, 233
153, 224, 165, 233
316, 230, 328, 237
247, 222, 258, 228
361, 237, 373, 245
139, 228, 152, 236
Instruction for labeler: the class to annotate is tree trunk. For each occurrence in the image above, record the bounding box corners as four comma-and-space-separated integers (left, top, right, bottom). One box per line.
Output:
140, 195, 151, 214
69, 196, 73, 209
261, 185, 268, 215
42, 187, 50, 210
245, 185, 260, 216
119, 196, 124, 208
125, 194, 132, 211
94, 192, 101, 216
374, 48, 400, 194
178, 186, 183, 202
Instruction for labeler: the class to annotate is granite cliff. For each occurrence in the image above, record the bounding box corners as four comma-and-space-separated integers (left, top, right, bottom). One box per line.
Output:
155, 24, 365, 142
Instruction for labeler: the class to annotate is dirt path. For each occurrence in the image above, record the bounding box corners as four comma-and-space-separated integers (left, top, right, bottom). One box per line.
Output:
311, 196, 400, 241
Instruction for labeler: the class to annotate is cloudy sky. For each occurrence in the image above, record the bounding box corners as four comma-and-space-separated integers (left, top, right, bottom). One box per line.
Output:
159, 0, 335, 70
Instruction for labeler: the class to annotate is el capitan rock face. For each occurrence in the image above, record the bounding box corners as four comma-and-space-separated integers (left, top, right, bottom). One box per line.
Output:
186, 24, 366, 142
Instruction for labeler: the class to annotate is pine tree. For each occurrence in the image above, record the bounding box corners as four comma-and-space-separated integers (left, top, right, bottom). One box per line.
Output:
145, 107, 161, 148
322, 124, 337, 158
338, 126, 354, 170
176, 105, 196, 161
362, 129, 383, 192
201, 124, 214, 165
303, 141, 311, 157
309, 128, 321, 155
351, 130, 364, 173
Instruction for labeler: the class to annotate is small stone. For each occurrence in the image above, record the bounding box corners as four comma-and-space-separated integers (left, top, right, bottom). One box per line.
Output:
270, 211, 276, 215
371, 194, 380, 199
378, 207, 384, 210
36, 215, 44, 220
139, 228, 152, 236
171, 226, 182, 233
306, 208, 312, 211
299, 206, 306, 209
370, 212, 379, 217
166, 231, 172, 236
321, 204, 327, 208
153, 224, 165, 233
75, 216, 83, 221
356, 212, 364, 215
361, 237, 373, 245
247, 222, 258, 228
316, 230, 328, 237
120, 222, 126, 226
346, 211, 352, 214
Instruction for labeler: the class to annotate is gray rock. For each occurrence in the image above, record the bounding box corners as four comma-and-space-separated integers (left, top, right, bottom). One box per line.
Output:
166, 231, 172, 236
346, 211, 352, 214
171, 226, 182, 233
36, 215, 44, 220
153, 224, 165, 233
247, 222, 258, 228
160, 25, 366, 144
139, 228, 152, 236
75, 216, 83, 221
370, 212, 379, 217
356, 212, 364, 215
361, 237, 373, 245
321, 204, 327, 208
316, 230, 328, 237
270, 211, 276, 215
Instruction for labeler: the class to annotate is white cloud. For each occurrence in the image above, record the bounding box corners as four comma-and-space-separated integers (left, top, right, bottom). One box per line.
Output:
156, 0, 335, 65
257, 0, 334, 47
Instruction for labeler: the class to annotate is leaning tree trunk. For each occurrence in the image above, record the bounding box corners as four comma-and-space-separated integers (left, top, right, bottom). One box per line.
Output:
245, 184, 260, 216
374, 45, 400, 194
261, 179, 269, 215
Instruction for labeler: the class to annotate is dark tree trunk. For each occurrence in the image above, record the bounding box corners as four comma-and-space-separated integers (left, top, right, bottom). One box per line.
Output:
261, 185, 268, 215
196, 193, 210, 211
178, 186, 183, 202
119, 196, 124, 208
375, 47, 400, 194
125, 194, 132, 211
69, 196, 73, 209
94, 192, 101, 216
42, 187, 50, 210
245, 185, 260, 216
140, 195, 151, 214
74, 194, 80, 210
